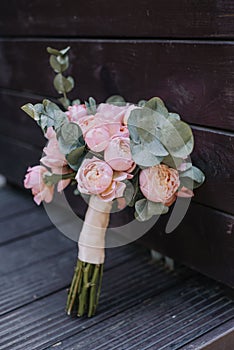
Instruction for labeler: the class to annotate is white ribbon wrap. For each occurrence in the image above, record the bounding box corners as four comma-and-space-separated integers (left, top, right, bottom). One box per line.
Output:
78, 195, 112, 264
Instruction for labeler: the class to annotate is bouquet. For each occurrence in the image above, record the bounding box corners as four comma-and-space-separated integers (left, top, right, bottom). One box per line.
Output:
22, 47, 205, 317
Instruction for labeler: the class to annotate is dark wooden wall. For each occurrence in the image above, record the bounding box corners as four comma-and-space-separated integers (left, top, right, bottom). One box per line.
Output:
0, 1, 233, 286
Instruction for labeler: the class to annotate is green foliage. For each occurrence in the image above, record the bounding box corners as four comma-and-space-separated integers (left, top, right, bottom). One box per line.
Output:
179, 166, 205, 189
127, 96, 194, 168
106, 95, 126, 106
85, 97, 97, 114
47, 46, 75, 109
21, 99, 67, 134
135, 198, 169, 221
57, 122, 85, 154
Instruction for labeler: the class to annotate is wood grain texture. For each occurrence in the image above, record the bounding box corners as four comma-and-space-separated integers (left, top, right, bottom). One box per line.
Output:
0, 40, 234, 130
0, 0, 234, 38
139, 201, 234, 287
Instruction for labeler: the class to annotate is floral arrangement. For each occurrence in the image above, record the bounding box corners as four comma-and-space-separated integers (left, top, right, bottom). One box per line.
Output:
22, 47, 205, 317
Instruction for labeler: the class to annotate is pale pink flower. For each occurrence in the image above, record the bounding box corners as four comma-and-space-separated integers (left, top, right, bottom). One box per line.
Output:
85, 126, 111, 152
24, 166, 54, 205
104, 136, 135, 172
97, 103, 129, 124
76, 157, 132, 202
66, 104, 87, 123
40, 127, 67, 171
139, 164, 180, 206
76, 157, 113, 195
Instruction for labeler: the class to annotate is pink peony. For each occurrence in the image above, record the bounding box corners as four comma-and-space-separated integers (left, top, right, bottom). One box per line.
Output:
24, 166, 54, 205
40, 127, 67, 170
66, 104, 87, 123
97, 103, 129, 124
139, 164, 180, 206
76, 157, 113, 195
85, 125, 111, 152
76, 157, 132, 202
104, 136, 135, 172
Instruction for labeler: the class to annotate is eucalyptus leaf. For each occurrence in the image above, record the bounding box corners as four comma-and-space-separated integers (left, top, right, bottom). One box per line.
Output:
169, 112, 181, 120
85, 97, 97, 114
58, 122, 84, 155
138, 100, 146, 107
21, 103, 36, 119
21, 99, 67, 134
157, 119, 194, 158
135, 198, 169, 221
58, 96, 70, 109
180, 166, 205, 188
130, 143, 163, 167
66, 146, 86, 170
54, 74, 74, 94
145, 97, 169, 117
50, 55, 69, 73
47, 46, 70, 57
72, 99, 81, 105
106, 95, 126, 106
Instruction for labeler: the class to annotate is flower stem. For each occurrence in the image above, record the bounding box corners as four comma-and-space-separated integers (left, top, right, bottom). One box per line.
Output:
66, 259, 104, 317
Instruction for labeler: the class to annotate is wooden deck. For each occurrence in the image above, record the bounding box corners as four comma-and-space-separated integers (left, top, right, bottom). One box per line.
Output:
0, 185, 233, 350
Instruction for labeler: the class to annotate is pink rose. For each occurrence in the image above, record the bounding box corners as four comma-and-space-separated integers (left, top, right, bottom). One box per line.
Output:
66, 104, 87, 123
97, 103, 129, 124
85, 125, 111, 152
104, 136, 135, 172
139, 164, 180, 206
24, 166, 54, 205
76, 157, 113, 195
40, 127, 67, 170
76, 157, 132, 202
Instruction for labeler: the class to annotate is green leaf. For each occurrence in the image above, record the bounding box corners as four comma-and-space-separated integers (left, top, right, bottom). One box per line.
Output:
58, 122, 84, 154
130, 143, 163, 167
66, 146, 86, 170
145, 97, 169, 117
180, 166, 205, 188
163, 154, 184, 169
21, 103, 36, 119
58, 96, 70, 109
106, 95, 126, 106
21, 99, 67, 134
47, 46, 70, 57
138, 100, 146, 107
72, 99, 81, 105
157, 118, 194, 158
169, 112, 180, 120
54, 74, 74, 94
135, 199, 169, 221
85, 97, 97, 114
127, 107, 168, 166
49, 55, 69, 73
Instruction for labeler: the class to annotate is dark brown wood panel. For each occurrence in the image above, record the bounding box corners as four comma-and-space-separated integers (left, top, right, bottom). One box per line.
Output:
139, 201, 234, 287
0, 40, 234, 130
0, 0, 234, 38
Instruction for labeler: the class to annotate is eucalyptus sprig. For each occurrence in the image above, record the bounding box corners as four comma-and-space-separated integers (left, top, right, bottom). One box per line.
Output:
47, 46, 75, 109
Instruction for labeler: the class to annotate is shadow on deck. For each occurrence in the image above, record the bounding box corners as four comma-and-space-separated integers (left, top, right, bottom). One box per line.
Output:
0, 184, 233, 350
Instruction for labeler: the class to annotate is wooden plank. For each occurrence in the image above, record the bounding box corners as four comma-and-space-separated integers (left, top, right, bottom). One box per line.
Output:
0, 207, 52, 245
0, 274, 231, 350
0, 242, 149, 315
0, 187, 35, 220
54, 286, 233, 350
0, 262, 192, 350
0, 40, 234, 130
139, 201, 234, 287
0, 0, 234, 38
179, 319, 234, 350
0, 227, 74, 275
